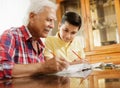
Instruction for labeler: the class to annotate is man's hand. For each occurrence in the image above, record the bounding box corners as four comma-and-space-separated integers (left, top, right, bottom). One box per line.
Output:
40, 57, 69, 74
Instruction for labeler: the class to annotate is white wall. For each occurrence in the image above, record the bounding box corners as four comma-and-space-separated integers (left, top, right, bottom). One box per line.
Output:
0, 0, 29, 34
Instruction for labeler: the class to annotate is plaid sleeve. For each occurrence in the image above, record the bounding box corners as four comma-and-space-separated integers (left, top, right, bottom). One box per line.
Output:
0, 30, 15, 79
0, 48, 14, 79
0, 62, 14, 79
0, 78, 13, 87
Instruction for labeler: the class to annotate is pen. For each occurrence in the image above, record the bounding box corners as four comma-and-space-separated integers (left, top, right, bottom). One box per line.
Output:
82, 68, 91, 71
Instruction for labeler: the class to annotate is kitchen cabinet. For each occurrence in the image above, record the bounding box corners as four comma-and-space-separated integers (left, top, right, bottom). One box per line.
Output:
56, 0, 120, 64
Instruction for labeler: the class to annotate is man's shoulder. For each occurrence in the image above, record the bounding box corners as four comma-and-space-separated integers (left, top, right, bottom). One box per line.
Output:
1, 27, 19, 36
0, 26, 24, 41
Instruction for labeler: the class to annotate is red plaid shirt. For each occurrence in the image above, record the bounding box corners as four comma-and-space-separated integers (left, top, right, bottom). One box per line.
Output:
0, 25, 45, 79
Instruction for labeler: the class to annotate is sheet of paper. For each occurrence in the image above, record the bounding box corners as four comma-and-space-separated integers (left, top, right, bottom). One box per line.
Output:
91, 62, 104, 68
49, 63, 92, 78
54, 69, 92, 78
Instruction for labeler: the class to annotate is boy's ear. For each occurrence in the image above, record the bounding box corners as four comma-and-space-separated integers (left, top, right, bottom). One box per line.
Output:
58, 23, 61, 30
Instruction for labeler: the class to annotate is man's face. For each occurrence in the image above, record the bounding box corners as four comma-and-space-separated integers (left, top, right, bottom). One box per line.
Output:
59, 21, 79, 42
28, 7, 56, 39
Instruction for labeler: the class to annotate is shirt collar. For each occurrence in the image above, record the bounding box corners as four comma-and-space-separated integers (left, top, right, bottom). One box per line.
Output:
20, 25, 32, 41
20, 25, 45, 47
55, 32, 71, 46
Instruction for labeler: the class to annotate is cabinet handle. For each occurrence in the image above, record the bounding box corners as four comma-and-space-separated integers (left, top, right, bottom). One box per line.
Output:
105, 56, 112, 59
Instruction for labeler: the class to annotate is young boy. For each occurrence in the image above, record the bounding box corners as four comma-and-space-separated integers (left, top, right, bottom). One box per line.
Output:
44, 11, 85, 63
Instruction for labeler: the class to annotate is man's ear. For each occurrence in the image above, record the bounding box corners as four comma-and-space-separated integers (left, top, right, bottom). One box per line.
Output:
29, 12, 36, 18
29, 12, 36, 23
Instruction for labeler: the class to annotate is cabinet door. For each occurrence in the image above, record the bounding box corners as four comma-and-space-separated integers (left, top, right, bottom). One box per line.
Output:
56, 0, 82, 22
85, 0, 120, 53
89, 70, 120, 88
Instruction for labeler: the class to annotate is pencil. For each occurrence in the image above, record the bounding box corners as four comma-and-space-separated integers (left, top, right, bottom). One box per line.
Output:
72, 50, 82, 60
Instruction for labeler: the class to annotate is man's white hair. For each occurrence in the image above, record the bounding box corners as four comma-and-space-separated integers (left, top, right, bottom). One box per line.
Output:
28, 0, 57, 13
24, 0, 57, 25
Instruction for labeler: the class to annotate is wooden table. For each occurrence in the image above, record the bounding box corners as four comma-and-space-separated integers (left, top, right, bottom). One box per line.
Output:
0, 69, 120, 88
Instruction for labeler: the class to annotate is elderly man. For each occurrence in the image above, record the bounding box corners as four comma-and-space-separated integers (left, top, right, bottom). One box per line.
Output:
0, 0, 69, 79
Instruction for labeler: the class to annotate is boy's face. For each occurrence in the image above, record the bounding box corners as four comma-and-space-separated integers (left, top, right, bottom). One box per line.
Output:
59, 21, 79, 42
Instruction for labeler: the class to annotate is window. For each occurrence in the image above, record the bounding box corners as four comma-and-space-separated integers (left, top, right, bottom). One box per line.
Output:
0, 0, 29, 34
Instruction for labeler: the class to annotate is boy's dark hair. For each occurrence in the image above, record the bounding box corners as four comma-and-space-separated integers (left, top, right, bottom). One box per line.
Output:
61, 11, 82, 30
